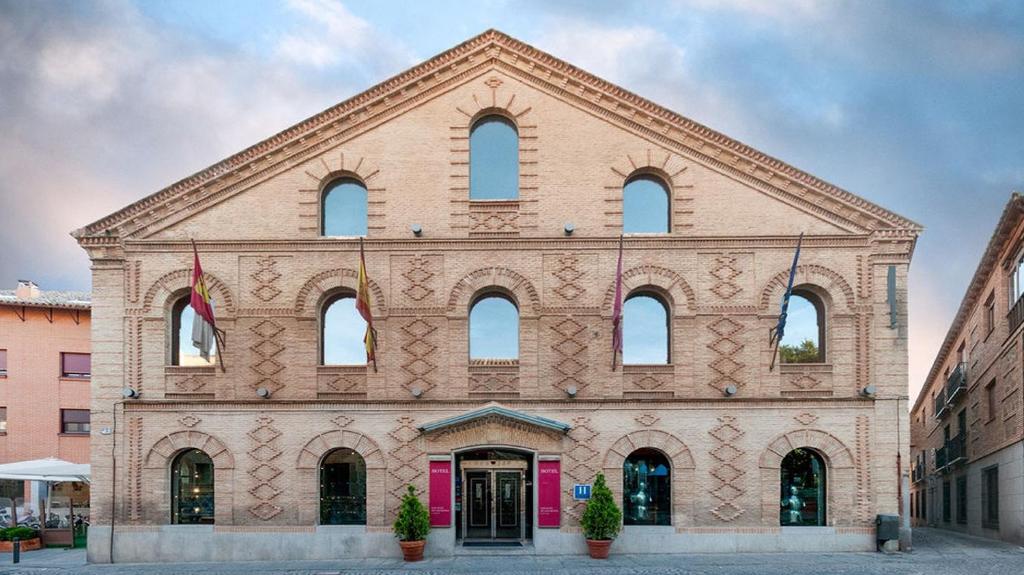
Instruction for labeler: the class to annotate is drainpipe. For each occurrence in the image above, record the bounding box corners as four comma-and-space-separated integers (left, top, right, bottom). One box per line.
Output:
108, 400, 124, 564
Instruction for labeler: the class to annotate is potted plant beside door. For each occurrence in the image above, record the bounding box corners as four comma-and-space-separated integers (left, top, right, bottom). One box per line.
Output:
393, 485, 430, 562
579, 473, 622, 559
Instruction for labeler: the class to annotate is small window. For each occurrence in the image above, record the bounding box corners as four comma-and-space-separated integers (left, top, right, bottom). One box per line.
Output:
982, 465, 999, 529
623, 448, 671, 525
985, 379, 997, 422
942, 480, 951, 522
984, 292, 995, 336
170, 297, 216, 366
469, 115, 518, 200
1010, 251, 1024, 309
623, 175, 670, 234
60, 409, 90, 435
0, 349, 6, 376
469, 294, 519, 360
780, 290, 826, 364
321, 293, 368, 366
956, 476, 967, 524
623, 292, 670, 365
60, 353, 90, 379
0, 407, 6, 433
171, 449, 215, 524
321, 178, 368, 237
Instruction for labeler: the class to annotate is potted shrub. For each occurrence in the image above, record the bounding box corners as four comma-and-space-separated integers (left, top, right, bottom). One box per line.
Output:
393, 485, 430, 562
0, 527, 42, 552
579, 473, 622, 559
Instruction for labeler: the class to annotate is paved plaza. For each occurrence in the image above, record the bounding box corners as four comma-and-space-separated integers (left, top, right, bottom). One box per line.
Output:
0, 529, 1019, 575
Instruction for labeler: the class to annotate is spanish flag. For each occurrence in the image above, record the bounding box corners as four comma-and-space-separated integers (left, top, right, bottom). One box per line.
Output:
356, 239, 378, 371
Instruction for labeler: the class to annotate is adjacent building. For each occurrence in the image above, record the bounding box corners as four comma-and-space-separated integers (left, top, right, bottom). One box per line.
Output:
910, 194, 1024, 544
0, 280, 91, 529
74, 31, 920, 563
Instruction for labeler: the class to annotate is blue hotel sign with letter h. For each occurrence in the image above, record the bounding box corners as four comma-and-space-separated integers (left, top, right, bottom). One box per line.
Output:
573, 484, 592, 501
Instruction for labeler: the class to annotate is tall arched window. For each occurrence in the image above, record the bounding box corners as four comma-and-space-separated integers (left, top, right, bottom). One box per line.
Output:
623, 292, 670, 364
623, 174, 670, 234
320, 448, 367, 525
321, 178, 368, 236
171, 449, 215, 524
470, 115, 518, 200
623, 448, 671, 525
170, 296, 216, 366
779, 290, 826, 364
469, 294, 519, 360
321, 293, 368, 365
780, 448, 826, 526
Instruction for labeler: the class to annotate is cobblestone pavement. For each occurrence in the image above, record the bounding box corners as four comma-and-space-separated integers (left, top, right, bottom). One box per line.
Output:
0, 529, 1020, 575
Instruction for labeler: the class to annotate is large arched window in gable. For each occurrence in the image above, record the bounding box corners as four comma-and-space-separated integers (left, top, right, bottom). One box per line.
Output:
623, 291, 670, 365
321, 178, 368, 237
470, 115, 519, 200
623, 174, 670, 234
469, 293, 519, 360
779, 289, 826, 364
321, 292, 368, 365
170, 296, 216, 366
171, 449, 215, 524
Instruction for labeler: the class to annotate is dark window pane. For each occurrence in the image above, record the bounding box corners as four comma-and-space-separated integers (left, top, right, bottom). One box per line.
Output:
322, 179, 368, 236
780, 448, 826, 526
0, 349, 6, 374
320, 448, 366, 525
469, 295, 519, 360
61, 409, 90, 434
61, 353, 90, 378
623, 175, 669, 233
470, 116, 518, 200
780, 292, 824, 364
624, 294, 669, 364
623, 448, 671, 525
982, 466, 999, 528
942, 481, 951, 522
956, 477, 967, 524
322, 295, 367, 365
0, 407, 6, 433
171, 449, 215, 524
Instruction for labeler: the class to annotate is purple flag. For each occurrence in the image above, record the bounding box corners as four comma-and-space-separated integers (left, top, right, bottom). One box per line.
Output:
611, 235, 624, 370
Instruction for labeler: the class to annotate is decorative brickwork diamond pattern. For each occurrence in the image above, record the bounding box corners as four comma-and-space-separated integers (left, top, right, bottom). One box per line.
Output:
710, 255, 743, 300
563, 417, 599, 523
247, 415, 283, 521
250, 256, 282, 302
550, 317, 587, 393
708, 416, 746, 522
400, 318, 438, 394
551, 255, 586, 301
250, 319, 285, 394
707, 317, 745, 392
387, 417, 424, 518
402, 257, 435, 302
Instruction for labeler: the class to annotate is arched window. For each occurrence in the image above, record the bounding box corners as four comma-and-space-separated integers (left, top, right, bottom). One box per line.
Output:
321, 293, 368, 365
623, 175, 670, 234
780, 448, 826, 526
470, 115, 518, 200
170, 296, 216, 366
623, 292, 670, 364
623, 448, 671, 525
779, 290, 826, 364
469, 294, 519, 360
321, 178, 368, 236
320, 448, 367, 525
171, 449, 215, 524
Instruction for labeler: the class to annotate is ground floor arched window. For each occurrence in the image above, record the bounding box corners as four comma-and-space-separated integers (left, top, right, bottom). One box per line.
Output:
320, 448, 367, 525
623, 448, 671, 525
171, 449, 214, 524
780, 448, 826, 526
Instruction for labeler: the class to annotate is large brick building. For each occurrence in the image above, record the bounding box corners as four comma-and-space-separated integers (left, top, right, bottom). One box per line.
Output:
75, 31, 919, 562
909, 194, 1024, 544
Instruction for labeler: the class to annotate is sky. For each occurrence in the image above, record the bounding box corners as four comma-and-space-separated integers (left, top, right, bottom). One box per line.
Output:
1, 1, 1022, 401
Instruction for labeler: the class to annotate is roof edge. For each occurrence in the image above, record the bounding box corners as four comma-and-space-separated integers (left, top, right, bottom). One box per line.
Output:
418, 404, 571, 434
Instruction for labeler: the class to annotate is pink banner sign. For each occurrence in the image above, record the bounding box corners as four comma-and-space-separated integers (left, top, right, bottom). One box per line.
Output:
428, 460, 451, 527
538, 460, 561, 528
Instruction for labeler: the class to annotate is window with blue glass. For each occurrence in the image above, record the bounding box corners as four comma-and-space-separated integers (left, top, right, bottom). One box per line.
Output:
321, 293, 368, 365
470, 115, 519, 200
623, 448, 671, 525
780, 448, 826, 526
171, 449, 215, 524
321, 178, 368, 236
623, 175, 670, 233
624, 292, 670, 364
320, 448, 366, 525
469, 294, 519, 360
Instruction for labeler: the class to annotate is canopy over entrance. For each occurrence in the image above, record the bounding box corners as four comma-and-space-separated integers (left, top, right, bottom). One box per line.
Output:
0, 458, 90, 483
418, 403, 571, 434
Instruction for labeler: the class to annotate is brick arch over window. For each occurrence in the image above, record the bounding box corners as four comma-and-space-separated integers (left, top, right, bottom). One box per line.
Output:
297, 151, 385, 237
602, 429, 696, 527
759, 264, 855, 313
143, 430, 236, 525
294, 268, 387, 317
447, 267, 540, 317
758, 428, 856, 526
603, 149, 695, 233
601, 265, 696, 315
294, 429, 387, 526
142, 268, 235, 316
145, 430, 235, 470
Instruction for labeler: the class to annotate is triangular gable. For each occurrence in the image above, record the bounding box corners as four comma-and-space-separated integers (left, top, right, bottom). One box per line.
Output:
73, 29, 921, 242
419, 403, 571, 434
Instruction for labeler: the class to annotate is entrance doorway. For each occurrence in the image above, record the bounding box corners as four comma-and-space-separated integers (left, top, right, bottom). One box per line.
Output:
455, 448, 532, 544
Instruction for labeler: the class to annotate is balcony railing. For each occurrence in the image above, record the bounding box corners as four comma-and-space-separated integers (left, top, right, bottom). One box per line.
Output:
1010, 293, 1024, 335
946, 362, 967, 404
934, 387, 949, 418
935, 446, 948, 471
947, 434, 967, 466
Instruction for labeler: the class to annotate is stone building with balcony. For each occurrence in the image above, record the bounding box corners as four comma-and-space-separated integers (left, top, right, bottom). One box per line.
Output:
74, 31, 919, 563
909, 193, 1024, 545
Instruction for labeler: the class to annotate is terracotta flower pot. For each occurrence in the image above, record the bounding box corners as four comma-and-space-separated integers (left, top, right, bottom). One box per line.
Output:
586, 539, 611, 559
399, 539, 426, 562
0, 538, 41, 552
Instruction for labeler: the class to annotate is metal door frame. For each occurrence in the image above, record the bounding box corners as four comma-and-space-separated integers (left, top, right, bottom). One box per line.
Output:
460, 460, 527, 542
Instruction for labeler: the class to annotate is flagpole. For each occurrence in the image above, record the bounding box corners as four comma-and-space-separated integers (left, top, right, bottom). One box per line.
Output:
768, 233, 803, 372
359, 238, 378, 373
611, 234, 624, 372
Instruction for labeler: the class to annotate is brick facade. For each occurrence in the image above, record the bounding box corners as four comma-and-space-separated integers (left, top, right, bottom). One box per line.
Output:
75, 31, 919, 562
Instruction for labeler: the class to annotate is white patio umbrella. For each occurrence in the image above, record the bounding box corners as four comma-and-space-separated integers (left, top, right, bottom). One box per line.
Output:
0, 458, 89, 483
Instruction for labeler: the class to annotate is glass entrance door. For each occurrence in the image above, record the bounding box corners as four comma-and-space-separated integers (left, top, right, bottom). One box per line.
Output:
494, 471, 522, 539
465, 471, 491, 540
461, 466, 525, 541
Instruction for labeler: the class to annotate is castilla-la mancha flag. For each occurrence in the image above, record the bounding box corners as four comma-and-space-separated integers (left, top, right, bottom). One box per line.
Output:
190, 243, 218, 361
356, 239, 378, 370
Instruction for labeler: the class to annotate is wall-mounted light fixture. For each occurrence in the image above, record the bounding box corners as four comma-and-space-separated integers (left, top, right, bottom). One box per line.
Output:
411, 386, 423, 398
122, 388, 139, 399
861, 385, 877, 397
723, 385, 737, 397
563, 223, 575, 236
411, 224, 423, 237
566, 385, 578, 398
256, 387, 272, 399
